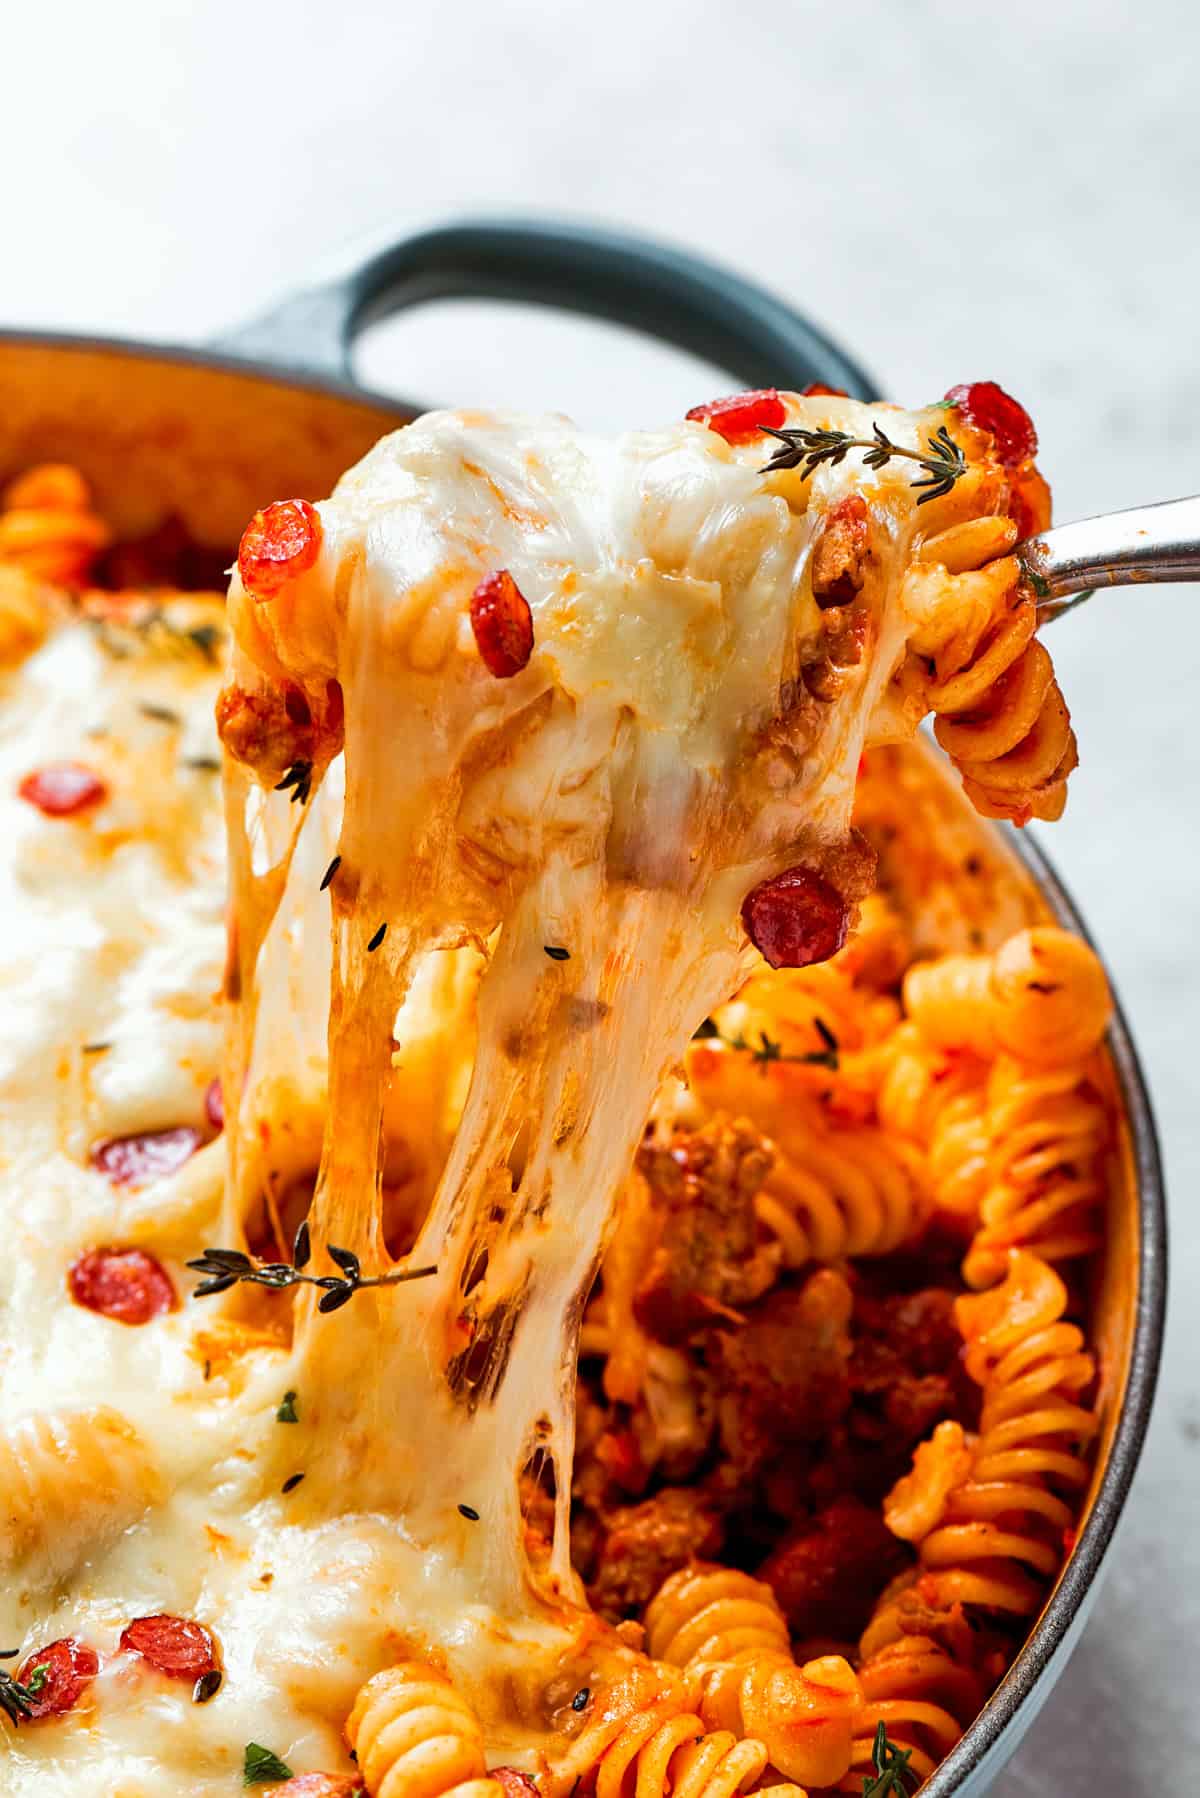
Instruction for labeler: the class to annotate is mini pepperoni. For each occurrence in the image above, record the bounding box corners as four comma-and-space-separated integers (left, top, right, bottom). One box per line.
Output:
493, 1772, 539, 1798
237, 499, 323, 600
18, 763, 106, 817
15, 1637, 99, 1719
205, 1078, 225, 1132
741, 865, 850, 969
275, 1779, 365, 1798
469, 570, 534, 679
69, 1246, 177, 1325
119, 1614, 217, 1681
800, 383, 849, 398
91, 1126, 202, 1187
943, 381, 1038, 467
685, 388, 786, 443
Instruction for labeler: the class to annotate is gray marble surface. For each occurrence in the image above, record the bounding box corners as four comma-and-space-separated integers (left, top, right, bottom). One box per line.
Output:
5, 0, 1195, 1787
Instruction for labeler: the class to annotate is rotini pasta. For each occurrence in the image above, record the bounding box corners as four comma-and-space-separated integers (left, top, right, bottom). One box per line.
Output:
884, 1252, 1098, 1618
685, 1046, 928, 1264
644, 1566, 861, 1788
0, 1407, 164, 1584
0, 463, 110, 586
963, 1057, 1110, 1287
575, 1694, 806, 1798
837, 1632, 982, 1791
896, 522, 1076, 825
345, 1663, 504, 1798
903, 928, 1112, 1065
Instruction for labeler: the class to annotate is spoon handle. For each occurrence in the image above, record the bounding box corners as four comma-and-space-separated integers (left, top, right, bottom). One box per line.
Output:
1017, 494, 1200, 622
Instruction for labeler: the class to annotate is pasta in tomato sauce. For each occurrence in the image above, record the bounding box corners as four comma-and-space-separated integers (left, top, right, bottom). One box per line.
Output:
0, 383, 1118, 1798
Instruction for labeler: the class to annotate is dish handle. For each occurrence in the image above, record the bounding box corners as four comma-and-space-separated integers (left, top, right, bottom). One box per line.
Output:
210, 216, 876, 400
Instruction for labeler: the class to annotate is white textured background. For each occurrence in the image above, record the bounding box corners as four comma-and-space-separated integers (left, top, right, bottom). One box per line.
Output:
5, 0, 1197, 1788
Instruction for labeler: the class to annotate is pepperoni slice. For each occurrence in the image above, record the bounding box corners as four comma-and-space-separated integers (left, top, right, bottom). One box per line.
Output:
276, 1779, 366, 1797
204, 1078, 225, 1132
469, 570, 534, 678
15, 1637, 99, 1719
493, 1772, 539, 1798
118, 1614, 217, 1681
18, 763, 107, 817
68, 1246, 177, 1325
91, 1126, 202, 1186
741, 865, 850, 969
685, 388, 786, 443
943, 381, 1037, 467
238, 499, 323, 600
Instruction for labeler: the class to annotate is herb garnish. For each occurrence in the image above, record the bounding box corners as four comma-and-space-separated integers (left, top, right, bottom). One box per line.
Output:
186, 755, 222, 773
243, 1742, 295, 1785
187, 1220, 436, 1315
457, 1503, 480, 1521
81, 1041, 112, 1055
139, 701, 181, 725
693, 1017, 839, 1072
274, 759, 313, 806
276, 1390, 299, 1424
0, 1664, 45, 1725
544, 945, 570, 962
320, 855, 341, 892
861, 1722, 917, 1796
193, 1668, 223, 1703
89, 608, 224, 665
366, 922, 387, 953
759, 421, 967, 505
281, 1473, 304, 1494
572, 1687, 590, 1712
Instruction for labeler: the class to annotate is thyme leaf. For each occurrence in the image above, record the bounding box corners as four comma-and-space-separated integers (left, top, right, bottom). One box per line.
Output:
760, 421, 966, 505
693, 1020, 839, 1073
274, 759, 313, 806
187, 1241, 436, 1313
243, 1742, 295, 1785
861, 1722, 917, 1796
0, 1666, 43, 1725
276, 1390, 299, 1424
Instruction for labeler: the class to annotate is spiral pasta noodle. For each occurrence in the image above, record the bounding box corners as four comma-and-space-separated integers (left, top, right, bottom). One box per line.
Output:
899, 521, 1076, 825
345, 1662, 504, 1798
0, 1406, 164, 1583
963, 1056, 1109, 1287
684, 1039, 928, 1266
876, 1024, 991, 1229
0, 462, 110, 587
644, 1566, 860, 1788
903, 929, 1112, 1067
884, 1252, 1098, 1619
836, 1633, 982, 1791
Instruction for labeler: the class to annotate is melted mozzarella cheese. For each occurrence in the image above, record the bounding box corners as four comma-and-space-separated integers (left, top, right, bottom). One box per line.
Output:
220, 404, 952, 1645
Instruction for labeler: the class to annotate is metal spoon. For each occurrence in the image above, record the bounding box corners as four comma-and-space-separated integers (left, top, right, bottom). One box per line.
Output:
1015, 494, 1200, 623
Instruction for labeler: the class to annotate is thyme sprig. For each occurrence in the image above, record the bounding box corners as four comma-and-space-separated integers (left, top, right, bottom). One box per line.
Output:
760, 421, 966, 504
187, 1220, 436, 1315
861, 1722, 917, 1797
0, 1663, 46, 1725
693, 1016, 839, 1072
274, 759, 313, 805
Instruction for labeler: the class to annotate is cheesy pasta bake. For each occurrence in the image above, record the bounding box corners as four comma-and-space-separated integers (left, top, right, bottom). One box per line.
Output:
0, 381, 1116, 1798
